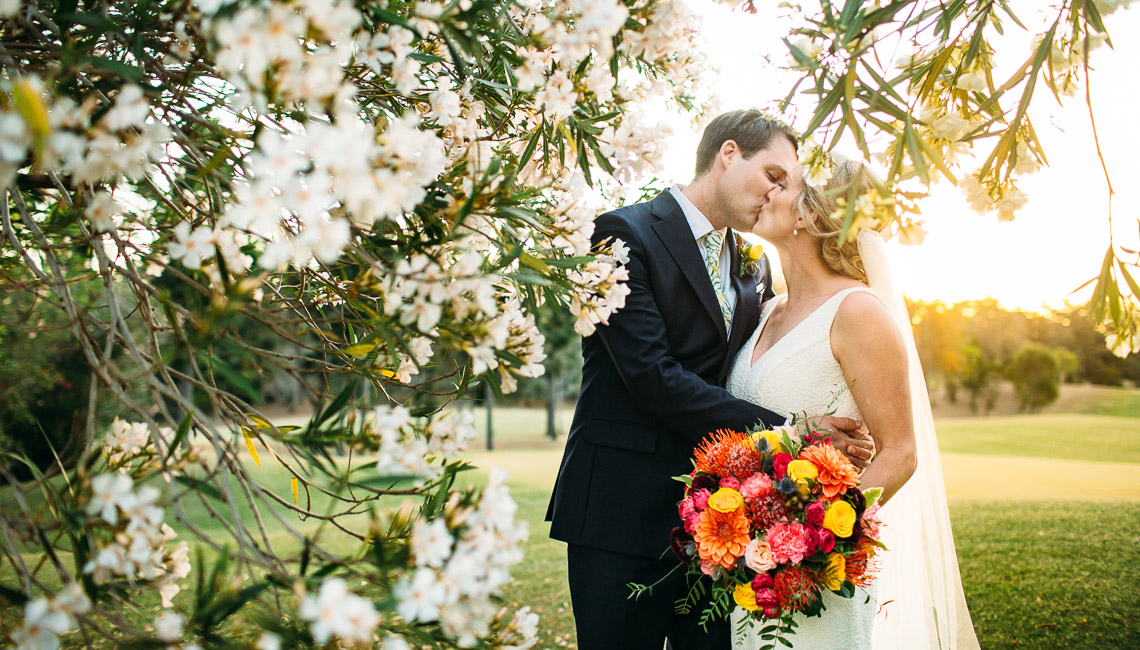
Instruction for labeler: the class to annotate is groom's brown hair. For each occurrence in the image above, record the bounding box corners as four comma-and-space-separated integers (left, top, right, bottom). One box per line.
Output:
694, 109, 798, 177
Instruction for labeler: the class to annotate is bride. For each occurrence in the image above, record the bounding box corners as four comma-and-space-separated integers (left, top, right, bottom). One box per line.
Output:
725, 157, 980, 649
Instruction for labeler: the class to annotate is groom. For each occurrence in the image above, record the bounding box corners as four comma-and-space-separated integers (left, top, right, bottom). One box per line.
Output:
546, 109, 874, 650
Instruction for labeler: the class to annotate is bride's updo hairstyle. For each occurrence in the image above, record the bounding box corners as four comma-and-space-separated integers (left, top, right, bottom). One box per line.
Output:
794, 156, 884, 284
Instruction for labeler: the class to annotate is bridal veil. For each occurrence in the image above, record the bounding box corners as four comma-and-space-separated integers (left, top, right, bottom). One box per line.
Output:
857, 229, 981, 650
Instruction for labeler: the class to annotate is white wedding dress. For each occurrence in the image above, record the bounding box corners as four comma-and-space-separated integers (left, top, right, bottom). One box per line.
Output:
726, 287, 877, 650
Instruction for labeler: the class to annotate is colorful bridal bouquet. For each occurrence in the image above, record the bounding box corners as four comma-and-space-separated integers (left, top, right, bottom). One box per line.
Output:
670, 425, 885, 644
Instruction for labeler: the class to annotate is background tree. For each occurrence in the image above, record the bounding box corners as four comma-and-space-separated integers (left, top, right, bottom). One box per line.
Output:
1005, 342, 1062, 412
959, 341, 1000, 415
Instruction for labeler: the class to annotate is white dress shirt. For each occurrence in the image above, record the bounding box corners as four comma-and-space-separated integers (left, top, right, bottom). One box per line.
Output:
670, 184, 737, 323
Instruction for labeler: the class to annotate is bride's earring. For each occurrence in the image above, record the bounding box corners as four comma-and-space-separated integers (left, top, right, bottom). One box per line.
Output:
793, 223, 799, 236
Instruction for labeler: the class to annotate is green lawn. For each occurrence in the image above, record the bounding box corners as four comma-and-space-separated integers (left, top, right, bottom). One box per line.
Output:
935, 414, 1140, 464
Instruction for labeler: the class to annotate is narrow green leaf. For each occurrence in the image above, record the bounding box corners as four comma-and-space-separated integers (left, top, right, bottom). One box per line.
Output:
164, 413, 193, 465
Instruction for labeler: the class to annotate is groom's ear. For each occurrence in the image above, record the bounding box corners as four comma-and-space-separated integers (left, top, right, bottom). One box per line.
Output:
719, 140, 739, 166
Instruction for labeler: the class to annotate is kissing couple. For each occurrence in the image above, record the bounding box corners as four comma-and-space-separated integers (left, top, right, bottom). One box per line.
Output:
547, 109, 980, 649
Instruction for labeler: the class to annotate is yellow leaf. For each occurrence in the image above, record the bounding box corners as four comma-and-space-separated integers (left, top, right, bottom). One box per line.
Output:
376, 368, 396, 379
343, 343, 376, 356
249, 415, 271, 429
12, 79, 51, 163
242, 428, 262, 467
290, 478, 298, 505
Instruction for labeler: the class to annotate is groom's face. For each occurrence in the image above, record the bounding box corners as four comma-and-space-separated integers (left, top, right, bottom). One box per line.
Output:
717, 137, 798, 232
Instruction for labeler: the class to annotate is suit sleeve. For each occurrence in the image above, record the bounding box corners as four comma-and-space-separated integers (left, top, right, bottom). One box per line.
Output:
590, 212, 784, 441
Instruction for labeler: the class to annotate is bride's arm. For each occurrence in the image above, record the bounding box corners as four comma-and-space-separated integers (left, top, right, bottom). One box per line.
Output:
831, 291, 918, 504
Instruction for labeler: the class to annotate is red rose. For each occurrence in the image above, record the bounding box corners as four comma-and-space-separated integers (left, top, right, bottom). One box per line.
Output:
818, 528, 835, 553
752, 572, 774, 592
804, 501, 825, 526
802, 526, 819, 556
773, 453, 793, 480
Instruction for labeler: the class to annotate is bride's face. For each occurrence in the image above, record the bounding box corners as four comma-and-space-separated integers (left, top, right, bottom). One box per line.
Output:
752, 165, 805, 241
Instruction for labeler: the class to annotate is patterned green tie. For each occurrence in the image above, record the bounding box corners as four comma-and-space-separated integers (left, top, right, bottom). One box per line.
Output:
702, 230, 733, 332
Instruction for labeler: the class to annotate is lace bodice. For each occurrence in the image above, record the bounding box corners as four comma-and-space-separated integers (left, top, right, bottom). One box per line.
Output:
726, 287, 876, 650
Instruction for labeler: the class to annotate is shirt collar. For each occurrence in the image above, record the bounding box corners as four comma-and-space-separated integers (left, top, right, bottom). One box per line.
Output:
670, 184, 725, 243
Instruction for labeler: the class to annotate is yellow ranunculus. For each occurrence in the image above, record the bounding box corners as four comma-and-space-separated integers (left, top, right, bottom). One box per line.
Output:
822, 500, 856, 538
708, 488, 744, 513
733, 582, 760, 611
752, 430, 783, 454
787, 460, 818, 483
823, 553, 847, 591
746, 244, 764, 261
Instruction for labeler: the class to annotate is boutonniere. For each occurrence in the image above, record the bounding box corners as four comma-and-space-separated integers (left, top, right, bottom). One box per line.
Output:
738, 241, 764, 278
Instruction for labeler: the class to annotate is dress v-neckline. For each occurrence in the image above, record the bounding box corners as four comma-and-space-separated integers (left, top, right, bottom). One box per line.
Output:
747, 289, 859, 370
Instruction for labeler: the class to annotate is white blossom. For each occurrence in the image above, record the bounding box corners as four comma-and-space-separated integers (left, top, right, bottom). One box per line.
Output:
87, 473, 134, 525
169, 222, 216, 270
299, 578, 379, 645
154, 611, 183, 642
412, 517, 454, 568
12, 598, 72, 650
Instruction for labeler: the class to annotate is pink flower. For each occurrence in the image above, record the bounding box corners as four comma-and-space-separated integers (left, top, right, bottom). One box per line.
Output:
679, 498, 701, 534
763, 605, 781, 618
685, 511, 701, 535
740, 473, 773, 500
862, 503, 883, 539
767, 522, 810, 565
719, 477, 741, 490
804, 501, 825, 526
818, 528, 835, 553
744, 538, 777, 572
699, 559, 716, 576
773, 453, 793, 480
679, 497, 696, 520
692, 489, 711, 511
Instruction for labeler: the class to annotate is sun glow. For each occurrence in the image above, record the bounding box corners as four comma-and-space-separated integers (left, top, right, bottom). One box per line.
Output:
658, 1, 1140, 314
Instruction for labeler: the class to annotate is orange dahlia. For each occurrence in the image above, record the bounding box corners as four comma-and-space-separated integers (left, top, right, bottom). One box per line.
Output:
845, 537, 882, 587
799, 444, 861, 500
694, 430, 761, 479
694, 508, 751, 570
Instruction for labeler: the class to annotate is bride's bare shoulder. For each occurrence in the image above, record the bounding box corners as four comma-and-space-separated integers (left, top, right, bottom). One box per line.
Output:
830, 290, 905, 361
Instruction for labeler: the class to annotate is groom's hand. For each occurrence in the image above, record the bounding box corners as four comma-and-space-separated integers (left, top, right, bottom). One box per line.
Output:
807, 416, 875, 470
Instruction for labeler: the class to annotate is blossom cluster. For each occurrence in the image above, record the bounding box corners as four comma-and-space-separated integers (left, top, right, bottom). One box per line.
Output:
82, 473, 191, 608
672, 427, 884, 636
10, 583, 90, 650
371, 406, 477, 479
377, 247, 547, 393
394, 468, 533, 646
0, 79, 168, 217
567, 238, 631, 336
298, 577, 380, 645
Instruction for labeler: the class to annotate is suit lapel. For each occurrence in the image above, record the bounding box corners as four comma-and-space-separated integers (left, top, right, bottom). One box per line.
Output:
649, 191, 726, 338
720, 232, 760, 379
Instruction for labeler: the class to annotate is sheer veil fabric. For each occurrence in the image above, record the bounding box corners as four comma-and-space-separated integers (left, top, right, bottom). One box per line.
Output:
857, 230, 981, 649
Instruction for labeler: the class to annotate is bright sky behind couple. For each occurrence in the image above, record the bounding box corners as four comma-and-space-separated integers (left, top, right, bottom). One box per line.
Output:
657, 0, 1139, 313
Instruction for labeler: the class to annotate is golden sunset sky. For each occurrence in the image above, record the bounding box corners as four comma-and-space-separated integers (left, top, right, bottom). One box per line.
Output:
659, 1, 1140, 312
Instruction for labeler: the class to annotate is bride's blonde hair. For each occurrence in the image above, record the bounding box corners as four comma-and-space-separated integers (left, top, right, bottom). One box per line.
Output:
794, 156, 885, 284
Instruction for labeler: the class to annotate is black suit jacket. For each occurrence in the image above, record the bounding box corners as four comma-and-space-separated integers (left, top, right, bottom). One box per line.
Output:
547, 190, 782, 559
